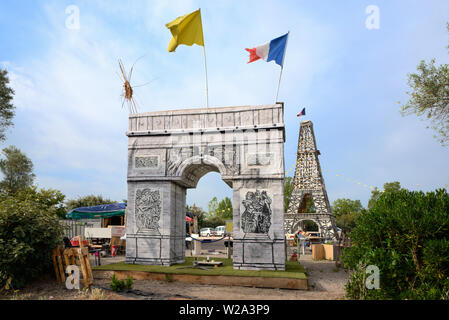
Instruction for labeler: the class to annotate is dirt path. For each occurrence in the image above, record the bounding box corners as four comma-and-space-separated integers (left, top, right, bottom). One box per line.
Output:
298, 254, 349, 299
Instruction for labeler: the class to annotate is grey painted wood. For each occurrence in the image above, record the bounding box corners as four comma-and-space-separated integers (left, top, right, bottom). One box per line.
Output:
126, 104, 285, 270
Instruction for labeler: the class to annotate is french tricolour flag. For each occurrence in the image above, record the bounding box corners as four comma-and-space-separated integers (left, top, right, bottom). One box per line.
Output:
245, 32, 289, 67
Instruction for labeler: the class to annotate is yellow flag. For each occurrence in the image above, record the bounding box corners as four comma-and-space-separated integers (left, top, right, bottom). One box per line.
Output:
166, 9, 204, 52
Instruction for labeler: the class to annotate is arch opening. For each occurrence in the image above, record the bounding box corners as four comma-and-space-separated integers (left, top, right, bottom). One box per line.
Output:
292, 219, 320, 234
186, 171, 232, 213
178, 155, 231, 188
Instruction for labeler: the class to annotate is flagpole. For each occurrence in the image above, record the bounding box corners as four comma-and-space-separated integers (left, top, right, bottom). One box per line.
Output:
200, 8, 209, 108
275, 31, 290, 103
203, 45, 209, 108
275, 67, 283, 103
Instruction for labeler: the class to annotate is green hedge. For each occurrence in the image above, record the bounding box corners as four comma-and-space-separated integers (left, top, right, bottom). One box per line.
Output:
342, 188, 449, 299
0, 195, 64, 289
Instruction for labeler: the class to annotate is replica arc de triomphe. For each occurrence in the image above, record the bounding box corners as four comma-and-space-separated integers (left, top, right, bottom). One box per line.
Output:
125, 103, 286, 270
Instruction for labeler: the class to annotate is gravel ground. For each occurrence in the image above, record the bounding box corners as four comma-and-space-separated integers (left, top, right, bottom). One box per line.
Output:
1, 251, 349, 300
93, 253, 349, 300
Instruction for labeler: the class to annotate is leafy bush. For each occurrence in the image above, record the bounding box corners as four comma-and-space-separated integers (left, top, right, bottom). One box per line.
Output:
110, 274, 125, 292
125, 276, 134, 290
110, 274, 133, 292
0, 194, 64, 289
342, 188, 449, 299
3, 186, 67, 218
332, 198, 364, 232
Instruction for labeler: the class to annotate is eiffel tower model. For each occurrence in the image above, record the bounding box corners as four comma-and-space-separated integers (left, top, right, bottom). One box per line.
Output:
284, 120, 338, 240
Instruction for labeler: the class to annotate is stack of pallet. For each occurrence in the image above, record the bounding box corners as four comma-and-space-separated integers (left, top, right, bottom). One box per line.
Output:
51, 235, 93, 288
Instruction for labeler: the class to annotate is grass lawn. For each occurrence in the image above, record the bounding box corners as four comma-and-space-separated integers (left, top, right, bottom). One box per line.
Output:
93, 257, 307, 280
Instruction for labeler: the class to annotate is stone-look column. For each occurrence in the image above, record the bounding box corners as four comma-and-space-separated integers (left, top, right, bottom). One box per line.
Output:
232, 179, 285, 270
125, 181, 186, 265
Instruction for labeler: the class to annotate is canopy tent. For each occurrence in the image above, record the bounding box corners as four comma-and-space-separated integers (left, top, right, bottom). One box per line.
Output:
66, 203, 127, 220
67, 203, 195, 221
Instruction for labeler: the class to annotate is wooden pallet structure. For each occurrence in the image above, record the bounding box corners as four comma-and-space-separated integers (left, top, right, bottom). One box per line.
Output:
51, 235, 93, 288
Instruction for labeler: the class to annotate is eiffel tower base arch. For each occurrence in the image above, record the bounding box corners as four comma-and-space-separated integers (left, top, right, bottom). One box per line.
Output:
284, 213, 337, 240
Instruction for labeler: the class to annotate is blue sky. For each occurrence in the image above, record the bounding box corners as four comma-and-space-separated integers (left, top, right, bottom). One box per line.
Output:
1, 0, 448, 211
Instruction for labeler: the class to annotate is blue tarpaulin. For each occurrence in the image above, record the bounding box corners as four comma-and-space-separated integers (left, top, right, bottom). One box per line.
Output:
66, 203, 127, 219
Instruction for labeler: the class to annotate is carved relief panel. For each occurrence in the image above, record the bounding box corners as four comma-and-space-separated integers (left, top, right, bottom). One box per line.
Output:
135, 156, 159, 169
240, 189, 272, 234
135, 188, 162, 234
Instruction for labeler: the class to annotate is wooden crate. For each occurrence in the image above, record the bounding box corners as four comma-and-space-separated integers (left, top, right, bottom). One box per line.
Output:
323, 244, 339, 261
312, 244, 325, 260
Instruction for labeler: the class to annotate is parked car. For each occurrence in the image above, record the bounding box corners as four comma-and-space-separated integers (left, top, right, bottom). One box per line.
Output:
214, 226, 226, 236
200, 227, 215, 237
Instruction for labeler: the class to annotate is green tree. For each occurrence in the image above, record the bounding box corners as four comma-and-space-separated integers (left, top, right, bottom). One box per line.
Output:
66, 194, 116, 211
186, 204, 207, 231
199, 196, 233, 229
0, 145, 35, 194
400, 23, 449, 146
207, 197, 219, 219
342, 188, 449, 299
284, 176, 293, 212
368, 181, 402, 209
216, 197, 233, 219
186, 204, 205, 217
0, 68, 15, 142
332, 198, 364, 232
32, 188, 66, 219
